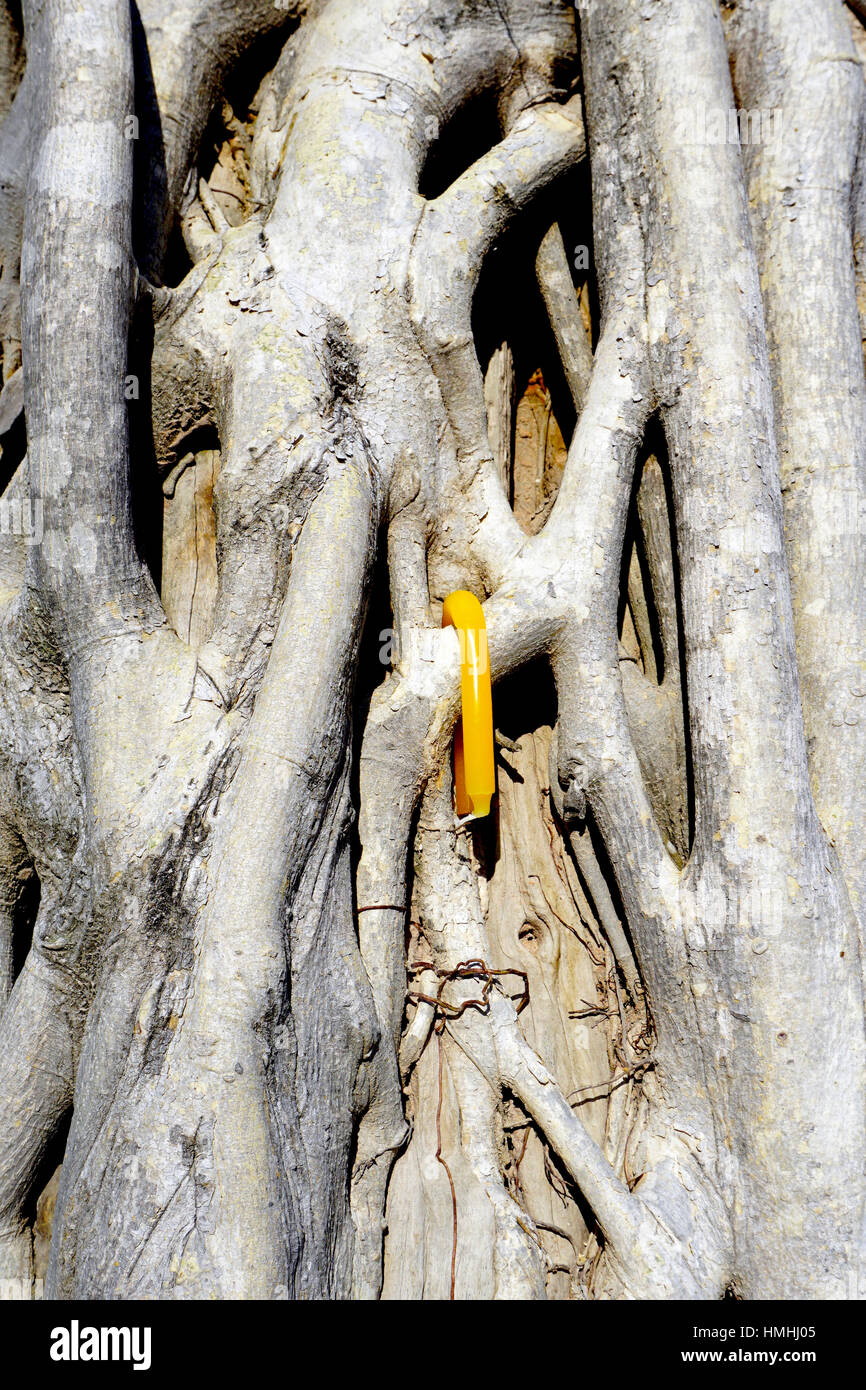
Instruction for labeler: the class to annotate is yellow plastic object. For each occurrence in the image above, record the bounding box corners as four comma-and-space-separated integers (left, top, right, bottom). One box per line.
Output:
442, 590, 495, 820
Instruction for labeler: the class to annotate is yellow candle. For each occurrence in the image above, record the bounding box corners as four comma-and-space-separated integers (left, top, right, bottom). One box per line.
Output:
442, 590, 495, 820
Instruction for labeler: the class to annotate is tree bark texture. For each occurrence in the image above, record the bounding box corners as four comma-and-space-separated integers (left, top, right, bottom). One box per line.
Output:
0, 0, 863, 1301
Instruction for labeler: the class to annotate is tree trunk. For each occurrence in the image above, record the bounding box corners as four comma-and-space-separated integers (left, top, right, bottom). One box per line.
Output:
0, 0, 864, 1301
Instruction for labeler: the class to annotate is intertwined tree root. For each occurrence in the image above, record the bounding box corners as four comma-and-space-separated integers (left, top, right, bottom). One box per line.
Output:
0, 0, 863, 1301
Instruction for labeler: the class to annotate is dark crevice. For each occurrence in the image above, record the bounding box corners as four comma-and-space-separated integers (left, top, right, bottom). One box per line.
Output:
474, 168, 593, 442
657, 434, 696, 858
12, 860, 39, 986
0, 403, 26, 499
471, 163, 596, 533
128, 292, 161, 592
616, 416, 694, 863
419, 90, 501, 199
348, 518, 394, 907
24, 1106, 70, 1234
619, 434, 668, 685
476, 658, 558, 882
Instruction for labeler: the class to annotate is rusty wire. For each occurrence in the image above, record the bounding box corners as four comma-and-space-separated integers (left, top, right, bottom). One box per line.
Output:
407, 957, 530, 1032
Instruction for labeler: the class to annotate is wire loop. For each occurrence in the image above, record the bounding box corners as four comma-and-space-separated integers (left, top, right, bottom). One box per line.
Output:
408, 957, 529, 1032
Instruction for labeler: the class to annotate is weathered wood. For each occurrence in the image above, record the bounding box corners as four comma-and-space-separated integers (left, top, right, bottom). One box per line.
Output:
0, 0, 862, 1303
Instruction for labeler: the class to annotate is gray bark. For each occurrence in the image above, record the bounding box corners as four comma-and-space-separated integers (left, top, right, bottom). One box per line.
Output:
0, 0, 864, 1301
